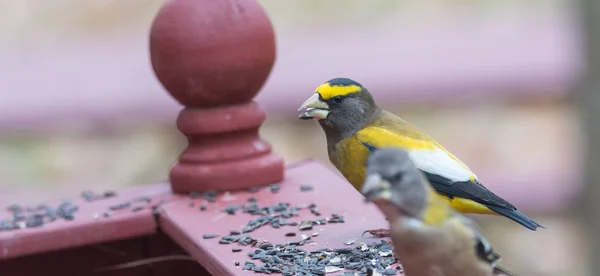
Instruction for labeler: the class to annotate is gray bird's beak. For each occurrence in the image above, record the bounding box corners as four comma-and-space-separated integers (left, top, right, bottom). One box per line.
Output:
361, 173, 392, 203
297, 93, 330, 120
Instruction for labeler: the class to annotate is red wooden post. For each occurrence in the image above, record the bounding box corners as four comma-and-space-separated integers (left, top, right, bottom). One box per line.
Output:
149, 0, 284, 193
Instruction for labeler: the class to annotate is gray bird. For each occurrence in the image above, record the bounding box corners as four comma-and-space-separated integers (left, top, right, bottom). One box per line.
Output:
362, 147, 517, 276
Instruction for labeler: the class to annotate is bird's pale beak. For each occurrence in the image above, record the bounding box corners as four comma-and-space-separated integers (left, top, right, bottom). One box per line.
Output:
297, 93, 330, 120
361, 173, 392, 203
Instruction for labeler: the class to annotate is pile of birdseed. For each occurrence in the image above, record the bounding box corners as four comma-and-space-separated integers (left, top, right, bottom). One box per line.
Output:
197, 185, 401, 275
241, 240, 400, 275
0, 190, 155, 232
1, 200, 80, 231
102, 196, 154, 218
199, 187, 345, 235
81, 190, 117, 202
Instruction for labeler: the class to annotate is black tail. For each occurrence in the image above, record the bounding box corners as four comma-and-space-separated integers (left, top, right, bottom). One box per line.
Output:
487, 205, 545, 230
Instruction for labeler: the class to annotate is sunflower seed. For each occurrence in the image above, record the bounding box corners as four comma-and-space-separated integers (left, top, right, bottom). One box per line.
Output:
7, 204, 22, 213
300, 185, 314, 192
243, 261, 257, 270
109, 202, 131, 210
299, 221, 313, 231
224, 205, 240, 215
81, 190, 96, 202
25, 218, 44, 228
268, 184, 281, 193
102, 190, 117, 198
132, 196, 151, 203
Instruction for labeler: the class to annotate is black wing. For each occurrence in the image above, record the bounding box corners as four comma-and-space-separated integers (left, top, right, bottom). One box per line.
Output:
423, 172, 544, 231
361, 141, 544, 230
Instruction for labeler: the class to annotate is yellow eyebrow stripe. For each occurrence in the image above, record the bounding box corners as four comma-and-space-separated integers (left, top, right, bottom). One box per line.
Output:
315, 82, 361, 100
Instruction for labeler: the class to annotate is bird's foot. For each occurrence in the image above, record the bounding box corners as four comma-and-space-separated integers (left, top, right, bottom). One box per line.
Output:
362, 228, 391, 238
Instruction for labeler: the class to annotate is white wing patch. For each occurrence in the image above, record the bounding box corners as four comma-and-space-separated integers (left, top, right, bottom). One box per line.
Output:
408, 147, 477, 182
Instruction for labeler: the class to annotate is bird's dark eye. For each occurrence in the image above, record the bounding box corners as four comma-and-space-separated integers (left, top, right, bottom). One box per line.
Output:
331, 96, 343, 104
390, 173, 403, 182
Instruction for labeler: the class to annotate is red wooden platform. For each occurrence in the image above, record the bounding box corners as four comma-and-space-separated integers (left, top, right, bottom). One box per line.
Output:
0, 161, 393, 275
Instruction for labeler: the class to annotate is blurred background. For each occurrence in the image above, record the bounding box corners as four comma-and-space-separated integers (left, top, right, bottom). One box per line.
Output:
0, 0, 592, 275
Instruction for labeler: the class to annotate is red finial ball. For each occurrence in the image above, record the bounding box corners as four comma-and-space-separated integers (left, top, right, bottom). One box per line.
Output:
150, 0, 276, 107
149, 0, 283, 193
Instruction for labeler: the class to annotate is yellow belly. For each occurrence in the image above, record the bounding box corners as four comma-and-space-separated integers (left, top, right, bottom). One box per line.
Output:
334, 138, 371, 191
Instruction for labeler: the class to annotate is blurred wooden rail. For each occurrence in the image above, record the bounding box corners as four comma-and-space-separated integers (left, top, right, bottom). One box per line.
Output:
0, 9, 581, 133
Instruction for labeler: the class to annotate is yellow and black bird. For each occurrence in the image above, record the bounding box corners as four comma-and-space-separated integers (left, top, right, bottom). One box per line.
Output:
297, 77, 543, 232
362, 147, 516, 276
